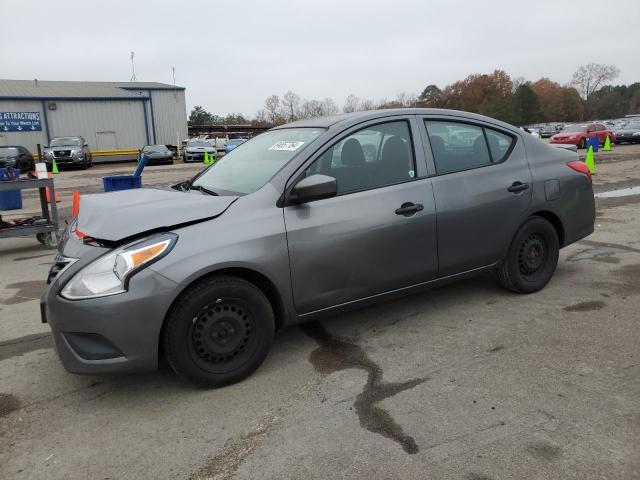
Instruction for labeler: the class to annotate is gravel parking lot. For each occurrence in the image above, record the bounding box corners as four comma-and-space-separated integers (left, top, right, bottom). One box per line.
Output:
1, 147, 639, 479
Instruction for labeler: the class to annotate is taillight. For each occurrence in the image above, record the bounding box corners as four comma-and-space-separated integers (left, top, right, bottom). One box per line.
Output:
567, 161, 592, 183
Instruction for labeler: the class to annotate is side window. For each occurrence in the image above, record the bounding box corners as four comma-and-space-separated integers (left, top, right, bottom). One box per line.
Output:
305, 120, 415, 195
485, 128, 515, 163
425, 121, 491, 175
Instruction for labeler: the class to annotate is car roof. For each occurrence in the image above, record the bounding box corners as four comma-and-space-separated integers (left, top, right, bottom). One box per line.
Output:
272, 108, 521, 133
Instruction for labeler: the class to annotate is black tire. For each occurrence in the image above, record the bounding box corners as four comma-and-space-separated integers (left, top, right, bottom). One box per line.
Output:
44, 231, 59, 249
578, 138, 586, 149
18, 158, 33, 173
495, 217, 559, 294
162, 276, 275, 388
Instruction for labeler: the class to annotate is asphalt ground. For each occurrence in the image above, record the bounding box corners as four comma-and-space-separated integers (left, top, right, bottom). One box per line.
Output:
1, 144, 639, 479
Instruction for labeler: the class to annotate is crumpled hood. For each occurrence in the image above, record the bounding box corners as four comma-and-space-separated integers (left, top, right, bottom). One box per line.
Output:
77, 188, 238, 242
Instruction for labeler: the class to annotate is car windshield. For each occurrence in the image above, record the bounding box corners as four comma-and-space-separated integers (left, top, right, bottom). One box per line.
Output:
0, 147, 19, 156
187, 140, 211, 148
144, 145, 167, 152
562, 125, 587, 133
50, 137, 81, 147
623, 122, 640, 130
192, 128, 323, 195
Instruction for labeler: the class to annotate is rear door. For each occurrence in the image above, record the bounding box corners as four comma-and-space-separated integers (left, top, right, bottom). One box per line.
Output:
418, 116, 532, 277
284, 117, 438, 314
595, 123, 607, 144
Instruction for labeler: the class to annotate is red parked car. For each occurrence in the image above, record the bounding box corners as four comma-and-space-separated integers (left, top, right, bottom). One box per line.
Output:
550, 122, 615, 149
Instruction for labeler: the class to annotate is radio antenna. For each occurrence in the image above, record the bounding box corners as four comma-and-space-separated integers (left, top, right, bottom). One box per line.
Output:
130, 51, 137, 82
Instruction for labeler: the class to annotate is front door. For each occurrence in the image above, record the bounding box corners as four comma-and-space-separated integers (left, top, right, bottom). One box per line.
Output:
419, 117, 533, 277
284, 119, 438, 314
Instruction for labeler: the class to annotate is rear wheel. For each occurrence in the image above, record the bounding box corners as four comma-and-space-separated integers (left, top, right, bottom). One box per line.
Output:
18, 158, 33, 173
496, 217, 559, 294
578, 138, 586, 149
162, 276, 275, 388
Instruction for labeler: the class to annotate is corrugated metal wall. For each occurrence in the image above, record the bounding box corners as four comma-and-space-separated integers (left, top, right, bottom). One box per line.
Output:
0, 89, 187, 153
149, 90, 188, 146
0, 100, 48, 151
47, 100, 148, 151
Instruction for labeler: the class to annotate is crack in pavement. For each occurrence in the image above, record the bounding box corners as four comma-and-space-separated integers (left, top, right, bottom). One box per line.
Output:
190, 413, 280, 480
301, 321, 428, 454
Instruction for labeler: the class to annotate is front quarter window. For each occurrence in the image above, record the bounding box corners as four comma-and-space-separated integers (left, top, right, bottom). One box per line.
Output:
192, 128, 323, 195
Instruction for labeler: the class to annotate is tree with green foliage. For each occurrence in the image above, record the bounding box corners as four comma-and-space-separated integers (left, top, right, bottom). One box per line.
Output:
418, 84, 443, 107
510, 84, 543, 125
188, 105, 214, 125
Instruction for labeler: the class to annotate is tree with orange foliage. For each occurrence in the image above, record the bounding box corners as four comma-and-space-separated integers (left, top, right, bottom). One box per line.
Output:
440, 70, 513, 114
531, 78, 583, 122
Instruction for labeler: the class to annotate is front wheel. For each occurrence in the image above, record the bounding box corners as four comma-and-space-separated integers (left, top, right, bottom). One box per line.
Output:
162, 276, 275, 388
495, 217, 559, 294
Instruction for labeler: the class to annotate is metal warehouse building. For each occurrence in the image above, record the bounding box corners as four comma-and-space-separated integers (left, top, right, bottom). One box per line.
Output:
0, 79, 187, 155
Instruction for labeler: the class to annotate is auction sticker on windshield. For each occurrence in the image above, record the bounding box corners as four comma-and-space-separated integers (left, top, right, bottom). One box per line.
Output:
269, 141, 305, 151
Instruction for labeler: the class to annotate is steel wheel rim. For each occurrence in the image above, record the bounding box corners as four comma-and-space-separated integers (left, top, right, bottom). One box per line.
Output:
189, 300, 253, 366
518, 233, 548, 279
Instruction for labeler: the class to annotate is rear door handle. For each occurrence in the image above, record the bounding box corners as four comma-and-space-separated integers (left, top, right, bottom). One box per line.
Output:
395, 202, 424, 216
507, 181, 529, 193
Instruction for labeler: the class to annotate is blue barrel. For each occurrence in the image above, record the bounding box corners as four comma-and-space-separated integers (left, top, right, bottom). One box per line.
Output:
587, 137, 599, 152
102, 175, 142, 192
0, 167, 22, 210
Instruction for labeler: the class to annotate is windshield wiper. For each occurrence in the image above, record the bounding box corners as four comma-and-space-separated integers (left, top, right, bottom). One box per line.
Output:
190, 184, 219, 196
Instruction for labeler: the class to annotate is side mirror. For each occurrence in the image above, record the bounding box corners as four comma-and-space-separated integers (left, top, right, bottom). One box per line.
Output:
289, 174, 337, 204
84, 143, 88, 147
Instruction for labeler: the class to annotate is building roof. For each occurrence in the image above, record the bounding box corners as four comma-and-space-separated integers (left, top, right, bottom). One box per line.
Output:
0, 79, 185, 100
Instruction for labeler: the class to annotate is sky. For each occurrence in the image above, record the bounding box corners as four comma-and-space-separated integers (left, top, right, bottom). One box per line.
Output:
1, 0, 639, 118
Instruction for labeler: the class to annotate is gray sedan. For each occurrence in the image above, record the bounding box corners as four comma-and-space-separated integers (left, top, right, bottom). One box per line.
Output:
141, 144, 174, 165
42, 109, 595, 387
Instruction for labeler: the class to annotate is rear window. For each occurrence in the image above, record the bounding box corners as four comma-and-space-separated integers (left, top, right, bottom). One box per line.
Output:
0, 147, 19, 156
485, 129, 514, 163
425, 120, 515, 175
562, 125, 587, 133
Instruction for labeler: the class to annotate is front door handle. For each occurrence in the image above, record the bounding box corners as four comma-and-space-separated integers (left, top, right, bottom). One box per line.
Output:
507, 181, 529, 193
395, 202, 424, 217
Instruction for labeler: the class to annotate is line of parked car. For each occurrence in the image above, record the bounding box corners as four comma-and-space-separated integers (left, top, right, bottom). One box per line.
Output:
181, 137, 247, 162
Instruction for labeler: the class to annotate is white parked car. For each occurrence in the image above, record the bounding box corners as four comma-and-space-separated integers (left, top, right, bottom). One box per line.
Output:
183, 139, 216, 163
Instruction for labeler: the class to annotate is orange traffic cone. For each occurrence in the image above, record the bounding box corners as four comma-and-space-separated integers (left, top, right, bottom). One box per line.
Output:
72, 191, 80, 218
45, 173, 60, 203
